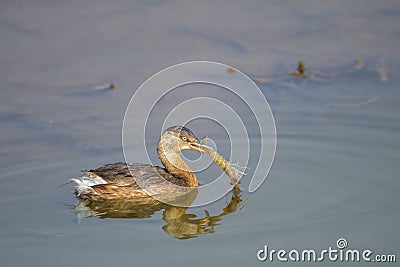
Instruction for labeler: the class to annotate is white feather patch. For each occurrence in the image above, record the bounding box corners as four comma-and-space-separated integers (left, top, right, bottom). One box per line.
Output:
70, 175, 108, 190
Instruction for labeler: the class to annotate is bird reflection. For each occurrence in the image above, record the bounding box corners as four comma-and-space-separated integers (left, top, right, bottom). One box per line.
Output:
74, 187, 244, 239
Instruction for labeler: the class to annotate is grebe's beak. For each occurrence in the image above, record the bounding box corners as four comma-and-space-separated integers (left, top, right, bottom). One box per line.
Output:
188, 141, 207, 153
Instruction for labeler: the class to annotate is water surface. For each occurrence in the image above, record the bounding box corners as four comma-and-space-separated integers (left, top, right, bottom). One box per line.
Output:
0, 1, 399, 266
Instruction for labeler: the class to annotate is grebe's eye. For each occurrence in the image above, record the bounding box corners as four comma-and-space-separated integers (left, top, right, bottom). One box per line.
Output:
181, 136, 187, 141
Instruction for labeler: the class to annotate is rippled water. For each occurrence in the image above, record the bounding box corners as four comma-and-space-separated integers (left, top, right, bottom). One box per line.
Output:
1, 1, 399, 266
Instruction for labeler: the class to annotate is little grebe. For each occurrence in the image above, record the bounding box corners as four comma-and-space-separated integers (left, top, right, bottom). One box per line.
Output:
71, 126, 206, 200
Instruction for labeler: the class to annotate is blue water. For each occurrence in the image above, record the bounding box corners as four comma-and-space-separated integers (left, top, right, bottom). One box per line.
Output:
0, 1, 399, 266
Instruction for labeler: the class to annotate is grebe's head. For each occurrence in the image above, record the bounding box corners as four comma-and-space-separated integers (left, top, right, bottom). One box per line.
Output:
159, 126, 206, 154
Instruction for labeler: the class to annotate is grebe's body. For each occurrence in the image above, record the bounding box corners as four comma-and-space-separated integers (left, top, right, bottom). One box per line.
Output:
71, 126, 205, 200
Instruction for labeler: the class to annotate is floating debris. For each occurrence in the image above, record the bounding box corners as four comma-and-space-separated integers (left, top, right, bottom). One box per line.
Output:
329, 96, 379, 108
354, 58, 364, 69
291, 60, 308, 78
93, 83, 116, 91
376, 67, 388, 82
252, 77, 275, 84
227, 66, 236, 73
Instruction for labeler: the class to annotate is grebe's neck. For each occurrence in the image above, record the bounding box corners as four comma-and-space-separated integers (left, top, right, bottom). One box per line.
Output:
157, 141, 198, 187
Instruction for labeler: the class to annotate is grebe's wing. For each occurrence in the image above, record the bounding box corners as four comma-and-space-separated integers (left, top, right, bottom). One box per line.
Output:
82, 162, 170, 186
